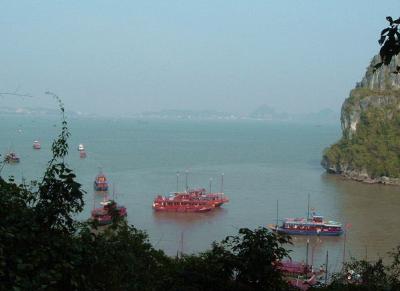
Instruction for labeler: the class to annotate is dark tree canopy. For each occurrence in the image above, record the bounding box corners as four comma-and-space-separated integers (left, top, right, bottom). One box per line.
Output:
374, 16, 400, 72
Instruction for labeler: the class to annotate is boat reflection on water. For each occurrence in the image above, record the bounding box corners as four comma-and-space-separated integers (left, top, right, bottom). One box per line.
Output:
152, 206, 227, 226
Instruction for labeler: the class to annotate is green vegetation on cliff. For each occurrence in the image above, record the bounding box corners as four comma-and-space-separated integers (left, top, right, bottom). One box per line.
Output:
323, 17, 400, 182
323, 87, 400, 180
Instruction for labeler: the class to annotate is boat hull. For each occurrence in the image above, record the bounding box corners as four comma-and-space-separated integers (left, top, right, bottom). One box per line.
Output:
94, 186, 108, 191
153, 206, 212, 213
275, 227, 343, 236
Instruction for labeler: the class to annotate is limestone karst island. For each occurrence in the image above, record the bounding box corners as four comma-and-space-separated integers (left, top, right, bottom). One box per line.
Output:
322, 54, 400, 184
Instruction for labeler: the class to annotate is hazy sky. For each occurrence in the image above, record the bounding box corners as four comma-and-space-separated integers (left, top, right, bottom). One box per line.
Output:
1, 1, 399, 116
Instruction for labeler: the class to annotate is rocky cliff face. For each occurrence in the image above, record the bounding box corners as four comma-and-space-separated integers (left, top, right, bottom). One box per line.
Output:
322, 54, 400, 184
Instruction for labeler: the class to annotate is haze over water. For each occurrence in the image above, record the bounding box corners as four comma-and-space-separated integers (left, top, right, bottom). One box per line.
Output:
2, 115, 400, 273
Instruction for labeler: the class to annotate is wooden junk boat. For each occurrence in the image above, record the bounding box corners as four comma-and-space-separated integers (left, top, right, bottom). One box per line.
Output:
277, 260, 320, 290
91, 198, 127, 225
186, 188, 229, 207
152, 188, 229, 212
153, 172, 229, 212
4, 152, 20, 163
153, 192, 215, 212
94, 172, 109, 191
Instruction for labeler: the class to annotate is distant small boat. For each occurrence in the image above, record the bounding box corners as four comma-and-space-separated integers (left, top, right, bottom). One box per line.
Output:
91, 197, 127, 225
33, 140, 41, 149
78, 144, 85, 151
94, 172, 108, 191
80, 150, 87, 158
4, 152, 20, 163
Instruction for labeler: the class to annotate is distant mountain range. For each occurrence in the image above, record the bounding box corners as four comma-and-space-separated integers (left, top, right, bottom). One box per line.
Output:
134, 106, 340, 124
0, 105, 339, 124
0, 106, 94, 118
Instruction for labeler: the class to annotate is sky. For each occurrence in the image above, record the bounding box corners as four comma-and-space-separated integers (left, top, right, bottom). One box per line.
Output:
0, 0, 399, 116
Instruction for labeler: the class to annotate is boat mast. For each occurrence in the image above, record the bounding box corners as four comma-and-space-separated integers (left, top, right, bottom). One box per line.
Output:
306, 238, 309, 270
209, 178, 212, 193
307, 194, 310, 221
276, 200, 279, 230
220, 173, 224, 193
180, 230, 184, 257
342, 227, 347, 269
185, 169, 189, 191
176, 171, 180, 192
325, 250, 329, 285
112, 183, 115, 200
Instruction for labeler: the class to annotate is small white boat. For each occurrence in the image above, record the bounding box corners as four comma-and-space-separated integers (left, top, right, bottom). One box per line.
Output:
78, 144, 85, 151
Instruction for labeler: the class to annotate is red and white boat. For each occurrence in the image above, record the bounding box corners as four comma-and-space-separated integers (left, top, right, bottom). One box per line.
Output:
91, 198, 127, 225
152, 192, 215, 212
33, 140, 41, 149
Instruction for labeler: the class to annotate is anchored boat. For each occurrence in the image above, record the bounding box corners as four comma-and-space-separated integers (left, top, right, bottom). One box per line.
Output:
269, 214, 343, 236
4, 152, 20, 163
152, 192, 215, 212
268, 196, 343, 236
186, 188, 229, 207
91, 198, 127, 225
94, 172, 109, 191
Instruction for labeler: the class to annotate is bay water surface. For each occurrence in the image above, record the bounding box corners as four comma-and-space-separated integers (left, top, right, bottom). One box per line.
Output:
2, 115, 400, 273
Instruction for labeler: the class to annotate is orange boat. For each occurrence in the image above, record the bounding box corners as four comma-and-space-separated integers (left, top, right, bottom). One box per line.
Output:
94, 172, 108, 191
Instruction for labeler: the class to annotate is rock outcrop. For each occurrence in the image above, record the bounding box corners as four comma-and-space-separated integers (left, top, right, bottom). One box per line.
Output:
322, 54, 400, 184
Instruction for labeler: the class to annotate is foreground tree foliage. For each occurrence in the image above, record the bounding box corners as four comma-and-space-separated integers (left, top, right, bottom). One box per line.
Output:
313, 255, 400, 291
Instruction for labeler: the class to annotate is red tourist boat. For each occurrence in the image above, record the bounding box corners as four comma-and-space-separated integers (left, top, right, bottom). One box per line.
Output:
186, 188, 229, 207
91, 198, 127, 225
276, 260, 323, 290
33, 140, 41, 149
152, 172, 229, 212
94, 172, 109, 191
152, 192, 215, 212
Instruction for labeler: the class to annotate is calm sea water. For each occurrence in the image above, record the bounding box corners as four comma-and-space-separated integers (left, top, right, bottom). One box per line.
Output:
2, 115, 400, 273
